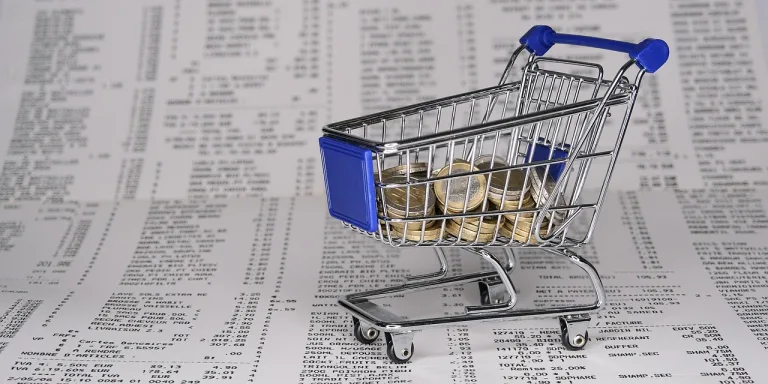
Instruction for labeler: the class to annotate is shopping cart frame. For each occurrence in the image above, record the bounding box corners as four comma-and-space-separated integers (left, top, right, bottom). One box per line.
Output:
319, 25, 668, 363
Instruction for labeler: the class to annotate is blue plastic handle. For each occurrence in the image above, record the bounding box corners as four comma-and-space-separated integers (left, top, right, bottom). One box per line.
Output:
519, 25, 669, 73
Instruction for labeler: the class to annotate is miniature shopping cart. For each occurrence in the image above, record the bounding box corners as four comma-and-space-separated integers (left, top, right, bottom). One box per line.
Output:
318, 25, 668, 363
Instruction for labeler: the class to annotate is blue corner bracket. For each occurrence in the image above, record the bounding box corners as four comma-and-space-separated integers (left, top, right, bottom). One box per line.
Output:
526, 139, 570, 181
318, 136, 378, 233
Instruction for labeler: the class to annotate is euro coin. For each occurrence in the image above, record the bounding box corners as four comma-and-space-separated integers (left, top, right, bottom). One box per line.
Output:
529, 166, 562, 205
444, 220, 498, 243
386, 204, 435, 218
377, 162, 430, 180
497, 222, 551, 244
374, 163, 430, 209
436, 198, 446, 214
490, 197, 536, 221
381, 174, 435, 215
384, 209, 435, 231
514, 229, 550, 244
528, 167, 570, 224
502, 215, 536, 231
451, 211, 505, 234
384, 221, 443, 241
434, 159, 487, 213
384, 191, 436, 231
475, 155, 529, 202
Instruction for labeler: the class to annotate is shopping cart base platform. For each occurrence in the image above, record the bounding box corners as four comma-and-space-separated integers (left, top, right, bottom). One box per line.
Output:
319, 24, 668, 363
337, 247, 603, 363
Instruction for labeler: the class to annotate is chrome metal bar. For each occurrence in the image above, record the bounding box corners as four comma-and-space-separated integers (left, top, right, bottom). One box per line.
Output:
321, 92, 631, 152
404, 248, 449, 282
373, 149, 615, 189
346, 270, 504, 303
503, 248, 517, 272
337, 247, 605, 332
583, 70, 647, 243
534, 59, 637, 243
464, 248, 518, 314
379, 203, 594, 226
544, 248, 606, 308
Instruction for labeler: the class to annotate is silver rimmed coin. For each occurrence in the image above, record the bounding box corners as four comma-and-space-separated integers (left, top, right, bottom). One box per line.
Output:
444, 219, 496, 243
451, 210, 505, 234
529, 167, 568, 224
529, 166, 556, 204
377, 162, 430, 180
381, 174, 435, 215
385, 220, 443, 241
434, 159, 487, 213
474, 155, 531, 206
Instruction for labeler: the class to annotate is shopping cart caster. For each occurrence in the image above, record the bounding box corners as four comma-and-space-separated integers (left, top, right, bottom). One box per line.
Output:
559, 314, 590, 350
351, 317, 379, 344
384, 332, 415, 364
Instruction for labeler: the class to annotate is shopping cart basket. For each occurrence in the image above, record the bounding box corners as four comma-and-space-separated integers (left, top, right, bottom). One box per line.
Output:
318, 25, 668, 363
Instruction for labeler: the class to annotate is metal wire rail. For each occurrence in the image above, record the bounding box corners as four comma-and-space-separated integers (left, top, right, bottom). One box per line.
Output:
318, 25, 668, 363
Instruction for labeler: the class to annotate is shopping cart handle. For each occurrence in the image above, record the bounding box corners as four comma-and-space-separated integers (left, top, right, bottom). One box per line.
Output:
519, 25, 669, 73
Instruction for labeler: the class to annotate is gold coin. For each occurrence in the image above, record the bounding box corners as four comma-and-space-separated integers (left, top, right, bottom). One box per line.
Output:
528, 166, 567, 207
444, 220, 498, 243
436, 198, 446, 214
385, 219, 435, 232
380, 187, 435, 231
493, 191, 533, 203
514, 214, 548, 229
549, 210, 568, 226
374, 163, 431, 214
386, 203, 435, 219
490, 194, 535, 211
513, 230, 549, 244
497, 224, 550, 244
434, 159, 487, 213
475, 155, 529, 201
527, 170, 569, 225
438, 196, 502, 232
490, 198, 536, 221
515, 219, 551, 236
388, 218, 435, 232
381, 174, 435, 214
451, 212, 505, 234
377, 162, 430, 180
502, 216, 537, 231
384, 221, 443, 241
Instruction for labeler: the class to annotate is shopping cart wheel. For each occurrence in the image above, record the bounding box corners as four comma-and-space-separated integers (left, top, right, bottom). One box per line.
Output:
352, 317, 379, 344
384, 332, 415, 364
559, 315, 590, 351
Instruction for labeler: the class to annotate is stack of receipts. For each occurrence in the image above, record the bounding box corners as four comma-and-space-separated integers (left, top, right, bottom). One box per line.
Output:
0, 0, 767, 382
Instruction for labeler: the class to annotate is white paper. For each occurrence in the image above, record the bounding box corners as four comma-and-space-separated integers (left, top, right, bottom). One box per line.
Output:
1, 0, 768, 383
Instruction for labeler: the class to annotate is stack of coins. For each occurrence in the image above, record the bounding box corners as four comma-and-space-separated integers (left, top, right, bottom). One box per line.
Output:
372, 155, 568, 244
386, 221, 443, 241
374, 162, 429, 180
497, 213, 551, 244
469, 155, 562, 244
444, 211, 506, 243
434, 159, 488, 214
376, 163, 441, 241
528, 166, 567, 225
474, 155, 536, 222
